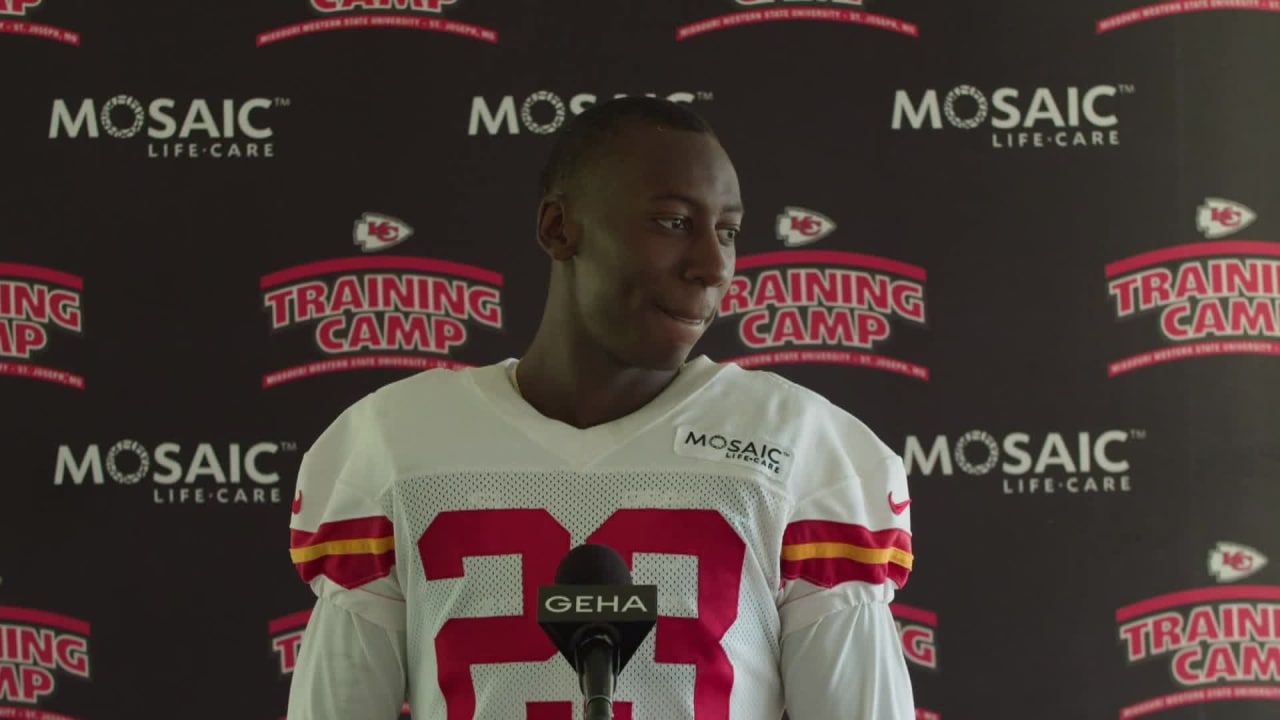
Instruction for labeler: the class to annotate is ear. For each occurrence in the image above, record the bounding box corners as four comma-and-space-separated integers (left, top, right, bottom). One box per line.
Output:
536, 194, 578, 262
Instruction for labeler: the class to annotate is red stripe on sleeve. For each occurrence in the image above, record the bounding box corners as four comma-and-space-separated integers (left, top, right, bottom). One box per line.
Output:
782, 519, 912, 553
290, 515, 394, 548
295, 549, 396, 589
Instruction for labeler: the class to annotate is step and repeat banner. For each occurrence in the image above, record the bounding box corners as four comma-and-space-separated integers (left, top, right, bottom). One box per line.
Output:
2, 0, 1279, 718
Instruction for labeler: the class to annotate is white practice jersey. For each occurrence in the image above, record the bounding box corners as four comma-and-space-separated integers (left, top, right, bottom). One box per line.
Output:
287, 356, 916, 720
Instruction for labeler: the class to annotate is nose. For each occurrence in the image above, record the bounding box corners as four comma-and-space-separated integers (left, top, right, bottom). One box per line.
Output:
682, 222, 733, 288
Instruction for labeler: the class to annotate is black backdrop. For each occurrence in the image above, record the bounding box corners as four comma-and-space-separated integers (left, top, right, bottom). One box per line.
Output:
2, 1, 1279, 718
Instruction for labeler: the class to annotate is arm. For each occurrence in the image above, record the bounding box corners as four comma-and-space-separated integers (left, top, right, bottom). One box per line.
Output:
287, 594, 408, 720
286, 397, 409, 719
777, 452, 916, 719
781, 588, 914, 719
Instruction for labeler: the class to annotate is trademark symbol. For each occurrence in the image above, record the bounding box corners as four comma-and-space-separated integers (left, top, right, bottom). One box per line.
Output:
1118, 84, 1136, 94
280, 441, 298, 452
274, 97, 292, 107
696, 91, 714, 101
1130, 429, 1147, 440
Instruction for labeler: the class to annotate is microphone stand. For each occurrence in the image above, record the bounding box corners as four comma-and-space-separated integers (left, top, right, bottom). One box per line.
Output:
577, 633, 617, 720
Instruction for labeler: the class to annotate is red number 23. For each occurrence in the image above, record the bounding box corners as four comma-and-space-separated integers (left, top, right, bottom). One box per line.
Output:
420, 508, 747, 719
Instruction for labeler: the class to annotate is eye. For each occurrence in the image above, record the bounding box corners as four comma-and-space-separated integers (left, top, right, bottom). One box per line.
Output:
655, 216, 691, 231
717, 226, 740, 245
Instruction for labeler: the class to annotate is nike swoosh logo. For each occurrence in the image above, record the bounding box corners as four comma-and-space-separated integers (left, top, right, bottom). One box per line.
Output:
888, 492, 911, 515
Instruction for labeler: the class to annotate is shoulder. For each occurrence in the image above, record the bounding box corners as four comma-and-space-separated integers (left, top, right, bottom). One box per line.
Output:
306, 361, 509, 465
696, 359, 899, 489
708, 360, 895, 457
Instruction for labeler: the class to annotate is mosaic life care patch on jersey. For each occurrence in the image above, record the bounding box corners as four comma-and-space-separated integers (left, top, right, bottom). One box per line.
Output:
674, 425, 795, 481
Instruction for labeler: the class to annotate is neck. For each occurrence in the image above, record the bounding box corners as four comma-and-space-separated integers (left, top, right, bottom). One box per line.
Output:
516, 330, 684, 430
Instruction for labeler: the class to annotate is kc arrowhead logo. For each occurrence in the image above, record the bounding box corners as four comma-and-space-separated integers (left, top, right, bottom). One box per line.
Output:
776, 207, 837, 247
1196, 197, 1256, 240
354, 212, 413, 252
1207, 541, 1267, 583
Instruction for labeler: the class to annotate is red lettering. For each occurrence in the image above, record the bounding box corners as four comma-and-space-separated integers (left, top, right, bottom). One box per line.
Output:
1223, 551, 1253, 572
263, 287, 295, 328
421, 509, 567, 720
468, 287, 502, 328
1241, 643, 1280, 681
772, 308, 806, 345
790, 216, 820, 236
1108, 275, 1141, 316
1160, 303, 1191, 340
754, 272, 787, 307
891, 282, 925, 322
1172, 646, 1202, 685
1184, 608, 1220, 644
273, 632, 304, 674
347, 313, 380, 350
419, 509, 745, 719
1231, 298, 1280, 335
586, 510, 745, 720
54, 636, 88, 678
740, 311, 771, 347
1118, 620, 1149, 661
330, 277, 364, 314
1211, 207, 1241, 227
0, 320, 47, 358
48, 290, 81, 332
316, 316, 346, 353
900, 626, 936, 668
326, 0, 452, 11
314, 313, 467, 354
720, 277, 752, 315
1140, 269, 1173, 309
296, 282, 328, 322
1150, 612, 1183, 654
1202, 643, 1239, 682
1172, 263, 1211, 300
0, 664, 54, 704
1190, 300, 1229, 336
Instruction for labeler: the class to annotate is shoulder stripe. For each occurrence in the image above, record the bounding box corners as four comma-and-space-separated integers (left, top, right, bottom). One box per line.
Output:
290, 516, 395, 589
781, 519, 913, 589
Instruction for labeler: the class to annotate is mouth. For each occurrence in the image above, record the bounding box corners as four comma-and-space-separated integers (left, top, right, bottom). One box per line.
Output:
658, 307, 709, 326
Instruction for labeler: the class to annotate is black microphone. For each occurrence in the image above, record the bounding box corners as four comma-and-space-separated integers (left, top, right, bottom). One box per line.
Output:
537, 544, 658, 720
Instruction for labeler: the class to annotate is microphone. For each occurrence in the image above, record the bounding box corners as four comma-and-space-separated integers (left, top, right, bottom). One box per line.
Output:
537, 544, 658, 720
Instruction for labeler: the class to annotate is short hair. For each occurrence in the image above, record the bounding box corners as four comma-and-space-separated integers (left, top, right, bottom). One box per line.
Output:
537, 96, 718, 199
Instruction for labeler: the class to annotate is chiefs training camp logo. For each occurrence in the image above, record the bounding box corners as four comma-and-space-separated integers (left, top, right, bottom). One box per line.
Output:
257, 0, 497, 47
0, 606, 91, 716
677, 0, 918, 41
891, 604, 941, 720
716, 206, 928, 380
1105, 197, 1280, 377
0, 0, 80, 46
892, 83, 1136, 149
468, 90, 711, 137
270, 610, 410, 719
260, 212, 503, 387
49, 95, 289, 160
903, 428, 1145, 495
1115, 544, 1280, 718
0, 262, 84, 389
53, 439, 295, 507
1098, 0, 1280, 34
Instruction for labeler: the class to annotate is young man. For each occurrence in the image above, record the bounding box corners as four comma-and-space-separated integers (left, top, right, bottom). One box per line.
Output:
287, 97, 916, 719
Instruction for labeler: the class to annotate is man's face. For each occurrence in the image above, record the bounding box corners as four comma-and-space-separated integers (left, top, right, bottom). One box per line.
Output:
559, 123, 743, 370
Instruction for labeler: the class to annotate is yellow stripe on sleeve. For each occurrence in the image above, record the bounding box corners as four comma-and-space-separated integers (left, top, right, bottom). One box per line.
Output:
290, 535, 396, 564
781, 541, 914, 569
